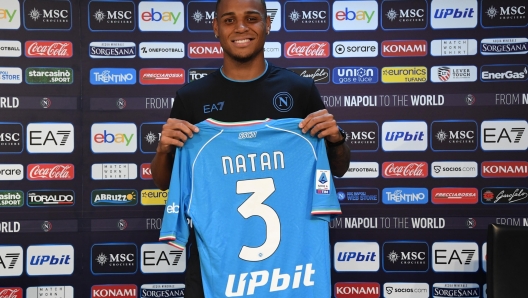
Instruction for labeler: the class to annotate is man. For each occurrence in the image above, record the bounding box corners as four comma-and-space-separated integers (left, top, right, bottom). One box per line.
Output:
151, 0, 350, 296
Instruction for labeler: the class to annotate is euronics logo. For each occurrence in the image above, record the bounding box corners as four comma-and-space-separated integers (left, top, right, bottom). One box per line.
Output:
25, 67, 73, 84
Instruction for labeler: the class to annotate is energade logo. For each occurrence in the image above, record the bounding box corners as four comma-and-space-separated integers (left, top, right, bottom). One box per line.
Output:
285, 1, 329, 31
481, 0, 527, 28
23, 0, 71, 30
431, 121, 477, 151
381, 0, 428, 30
383, 242, 429, 272
88, 1, 135, 31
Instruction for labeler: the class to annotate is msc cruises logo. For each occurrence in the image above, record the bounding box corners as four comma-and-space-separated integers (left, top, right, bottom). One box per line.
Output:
481, 0, 527, 28
285, 1, 329, 31
381, 0, 427, 30
187, 1, 215, 31
23, 0, 72, 30
88, 1, 135, 31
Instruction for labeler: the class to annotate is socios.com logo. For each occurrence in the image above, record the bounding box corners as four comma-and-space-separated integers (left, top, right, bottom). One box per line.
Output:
91, 123, 137, 153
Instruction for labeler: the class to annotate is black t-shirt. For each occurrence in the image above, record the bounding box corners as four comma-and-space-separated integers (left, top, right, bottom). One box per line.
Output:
167, 62, 325, 298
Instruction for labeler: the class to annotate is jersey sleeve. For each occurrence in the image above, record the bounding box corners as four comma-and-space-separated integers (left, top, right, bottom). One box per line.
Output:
310, 137, 342, 221
159, 148, 191, 250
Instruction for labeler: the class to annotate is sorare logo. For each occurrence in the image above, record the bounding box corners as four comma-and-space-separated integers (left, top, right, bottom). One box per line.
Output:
431, 120, 477, 151
23, 0, 72, 30
481, 0, 527, 28
381, 0, 427, 30
333, 41, 378, 58
332, 0, 378, 31
284, 1, 329, 31
88, 1, 135, 31
430, 0, 478, 29
382, 242, 429, 272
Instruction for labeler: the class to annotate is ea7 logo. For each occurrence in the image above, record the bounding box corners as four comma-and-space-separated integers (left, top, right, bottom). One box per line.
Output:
26, 123, 74, 153
0, 245, 23, 276
140, 243, 186, 273
481, 120, 528, 151
432, 242, 479, 272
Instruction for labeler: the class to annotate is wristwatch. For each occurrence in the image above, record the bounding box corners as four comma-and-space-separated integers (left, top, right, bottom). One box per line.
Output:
326, 127, 346, 147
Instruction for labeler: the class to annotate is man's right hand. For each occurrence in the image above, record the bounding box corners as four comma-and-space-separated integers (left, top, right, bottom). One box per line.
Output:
157, 118, 200, 153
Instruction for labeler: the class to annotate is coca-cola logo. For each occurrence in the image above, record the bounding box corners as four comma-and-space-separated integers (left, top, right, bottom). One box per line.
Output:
284, 41, 330, 58
382, 162, 428, 178
25, 41, 73, 58
27, 164, 74, 180
0, 288, 23, 298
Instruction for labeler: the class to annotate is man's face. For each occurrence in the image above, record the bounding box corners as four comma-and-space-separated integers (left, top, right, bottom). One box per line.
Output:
213, 0, 270, 63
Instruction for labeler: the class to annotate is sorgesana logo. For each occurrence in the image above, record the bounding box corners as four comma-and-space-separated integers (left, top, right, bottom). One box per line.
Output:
89, 42, 136, 58
333, 67, 378, 84
480, 64, 528, 82
141, 284, 185, 298
481, 38, 528, 55
90, 68, 136, 85
432, 283, 479, 298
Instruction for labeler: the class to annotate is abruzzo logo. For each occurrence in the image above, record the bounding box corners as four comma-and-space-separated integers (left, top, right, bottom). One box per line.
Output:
91, 189, 137, 206
25, 67, 73, 84
91, 123, 137, 153
0, 0, 20, 29
139, 1, 184, 32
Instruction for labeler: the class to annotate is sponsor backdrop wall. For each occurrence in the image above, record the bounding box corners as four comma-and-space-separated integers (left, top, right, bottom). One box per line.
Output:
0, 0, 527, 297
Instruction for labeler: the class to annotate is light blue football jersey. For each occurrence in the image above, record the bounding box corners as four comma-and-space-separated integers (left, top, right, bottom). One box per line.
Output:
160, 118, 341, 298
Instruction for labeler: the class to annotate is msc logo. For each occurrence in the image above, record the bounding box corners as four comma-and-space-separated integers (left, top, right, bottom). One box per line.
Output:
332, 0, 378, 31
480, 64, 528, 82
430, 0, 478, 29
0, 245, 23, 276
285, 1, 329, 31
481, 120, 528, 151
26, 245, 74, 276
0, 123, 23, 153
431, 120, 477, 151
481, 0, 527, 28
27, 123, 74, 153
139, 42, 185, 59
90, 68, 136, 85
91, 189, 137, 206
381, 66, 427, 83
339, 121, 378, 151
91, 123, 137, 153
334, 242, 379, 272
432, 242, 479, 272
382, 188, 428, 204
430, 66, 477, 83
0, 0, 21, 29
139, 1, 184, 32
481, 38, 528, 55
89, 41, 136, 58
382, 121, 428, 151
88, 1, 135, 31
381, 0, 427, 30
23, 0, 72, 30
333, 67, 378, 85
187, 1, 215, 31
140, 123, 163, 153
141, 243, 186, 273
91, 163, 138, 180
382, 242, 429, 272
91, 243, 137, 275
430, 39, 478, 56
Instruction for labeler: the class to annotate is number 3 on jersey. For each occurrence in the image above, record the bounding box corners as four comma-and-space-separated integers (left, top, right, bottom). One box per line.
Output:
237, 178, 281, 262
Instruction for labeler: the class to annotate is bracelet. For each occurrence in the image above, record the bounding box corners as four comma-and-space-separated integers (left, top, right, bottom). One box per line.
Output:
326, 127, 346, 147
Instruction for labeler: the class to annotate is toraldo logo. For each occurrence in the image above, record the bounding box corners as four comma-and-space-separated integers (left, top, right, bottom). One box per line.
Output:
382, 162, 428, 178
25, 41, 73, 58
91, 284, 137, 298
381, 0, 427, 30
26, 286, 73, 298
332, 0, 378, 31
285, 41, 330, 58
188, 42, 223, 58
138, 1, 184, 32
481, 161, 528, 178
27, 164, 74, 180
88, 1, 135, 31
334, 282, 380, 298
0, 0, 21, 29
26, 244, 74, 276
0, 287, 22, 298
23, 0, 72, 30
334, 242, 379, 272
284, 1, 329, 31
430, 39, 478, 56
382, 121, 428, 151
432, 188, 478, 204
430, 0, 478, 29
432, 242, 479, 272
26, 123, 74, 153
187, 1, 216, 31
481, 120, 528, 151
381, 40, 427, 57
139, 68, 185, 85
27, 190, 74, 206
481, 0, 527, 28
91, 123, 137, 153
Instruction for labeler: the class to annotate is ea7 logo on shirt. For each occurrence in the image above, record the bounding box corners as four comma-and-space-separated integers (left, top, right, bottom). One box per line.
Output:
381, 0, 427, 30
432, 242, 479, 272
0, 0, 21, 29
187, 1, 216, 31
88, 1, 135, 31
23, 0, 72, 30
26, 123, 74, 153
141, 243, 186, 273
481, 0, 527, 28
285, 1, 329, 31
481, 120, 528, 151
27, 245, 74, 276
91, 123, 137, 153
334, 282, 380, 298
0, 245, 23, 276
91, 243, 137, 274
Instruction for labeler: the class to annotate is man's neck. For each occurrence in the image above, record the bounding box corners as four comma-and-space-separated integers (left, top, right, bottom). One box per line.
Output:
221, 57, 267, 81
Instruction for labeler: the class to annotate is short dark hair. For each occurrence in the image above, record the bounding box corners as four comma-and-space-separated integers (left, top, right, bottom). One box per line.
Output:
215, 0, 267, 15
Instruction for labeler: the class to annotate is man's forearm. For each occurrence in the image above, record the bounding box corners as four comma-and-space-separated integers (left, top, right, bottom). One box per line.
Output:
327, 142, 350, 177
151, 152, 174, 191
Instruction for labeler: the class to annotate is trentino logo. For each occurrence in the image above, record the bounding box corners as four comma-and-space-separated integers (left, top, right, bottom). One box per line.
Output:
23, 0, 72, 30
382, 242, 429, 272
0, 0, 21, 29
26, 123, 74, 153
90, 68, 136, 85
187, 1, 215, 31
481, 64, 528, 82
0, 245, 23, 276
381, 0, 428, 30
430, 0, 478, 29
26, 244, 74, 276
91, 123, 137, 153
481, 0, 527, 28
432, 242, 479, 272
430, 39, 478, 56
382, 188, 428, 204
91, 243, 137, 275
138, 1, 184, 32
339, 121, 379, 151
285, 1, 329, 31
481, 120, 528, 151
89, 42, 136, 58
332, 0, 378, 31
431, 120, 477, 151
141, 243, 186, 273
430, 65, 477, 82
481, 38, 528, 55
0, 122, 23, 153
88, 0, 135, 31
333, 67, 378, 84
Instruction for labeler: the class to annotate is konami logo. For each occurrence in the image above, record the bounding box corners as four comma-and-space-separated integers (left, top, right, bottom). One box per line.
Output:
140, 163, 152, 179
335, 282, 380, 298
25, 41, 73, 58
0, 287, 22, 298
284, 41, 330, 58
381, 40, 427, 57
139, 68, 185, 85
91, 284, 137, 298
27, 164, 74, 180
382, 162, 428, 178
481, 161, 528, 178
431, 187, 478, 204
187, 42, 222, 58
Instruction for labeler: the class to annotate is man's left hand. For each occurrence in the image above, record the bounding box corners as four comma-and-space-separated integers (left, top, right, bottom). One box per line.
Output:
299, 109, 343, 143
